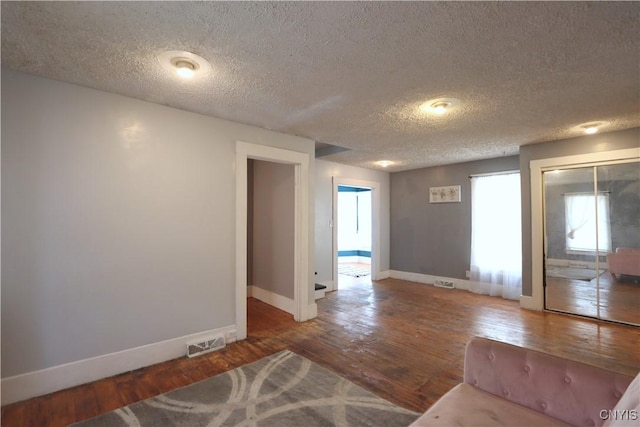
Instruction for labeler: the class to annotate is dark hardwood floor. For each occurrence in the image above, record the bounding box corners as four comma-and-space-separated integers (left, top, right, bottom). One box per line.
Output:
3, 275, 639, 426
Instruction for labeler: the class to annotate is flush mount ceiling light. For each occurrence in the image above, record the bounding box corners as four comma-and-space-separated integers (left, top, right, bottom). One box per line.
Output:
172, 58, 198, 78
574, 121, 610, 135
376, 160, 395, 168
419, 98, 460, 115
584, 126, 598, 135
158, 50, 212, 80
431, 102, 450, 115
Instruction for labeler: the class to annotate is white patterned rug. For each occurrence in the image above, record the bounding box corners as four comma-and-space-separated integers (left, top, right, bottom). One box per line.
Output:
338, 265, 371, 278
72, 350, 419, 427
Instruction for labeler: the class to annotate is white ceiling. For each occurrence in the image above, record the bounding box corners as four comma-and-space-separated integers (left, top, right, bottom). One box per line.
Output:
2, 2, 639, 172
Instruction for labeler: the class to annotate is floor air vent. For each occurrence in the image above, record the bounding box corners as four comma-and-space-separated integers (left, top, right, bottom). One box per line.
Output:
187, 335, 226, 358
434, 280, 455, 289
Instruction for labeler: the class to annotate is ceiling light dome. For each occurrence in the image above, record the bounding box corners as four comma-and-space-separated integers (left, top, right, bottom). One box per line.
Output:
376, 160, 394, 168
173, 58, 198, 78
158, 50, 211, 80
584, 126, 598, 134
575, 121, 610, 135
419, 98, 460, 115
431, 102, 450, 115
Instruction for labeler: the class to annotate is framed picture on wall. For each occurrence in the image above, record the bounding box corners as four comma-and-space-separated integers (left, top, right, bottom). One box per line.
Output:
429, 185, 461, 203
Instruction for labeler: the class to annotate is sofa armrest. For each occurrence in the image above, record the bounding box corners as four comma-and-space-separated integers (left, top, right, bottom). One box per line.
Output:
463, 337, 634, 427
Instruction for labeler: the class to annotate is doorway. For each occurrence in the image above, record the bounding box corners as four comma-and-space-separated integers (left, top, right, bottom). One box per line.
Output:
247, 159, 296, 321
235, 142, 312, 342
332, 178, 381, 290
336, 185, 372, 288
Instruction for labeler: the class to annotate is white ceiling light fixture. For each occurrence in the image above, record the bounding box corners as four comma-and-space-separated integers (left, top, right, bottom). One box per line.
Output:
158, 50, 212, 80
375, 160, 395, 168
432, 101, 450, 115
574, 121, 609, 135
419, 98, 460, 115
584, 126, 598, 134
173, 58, 198, 78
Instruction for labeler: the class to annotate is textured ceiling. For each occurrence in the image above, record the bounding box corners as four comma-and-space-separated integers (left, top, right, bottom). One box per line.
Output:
2, 2, 639, 172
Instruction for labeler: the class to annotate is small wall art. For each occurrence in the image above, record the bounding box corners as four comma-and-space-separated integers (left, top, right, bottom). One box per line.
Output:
429, 185, 461, 203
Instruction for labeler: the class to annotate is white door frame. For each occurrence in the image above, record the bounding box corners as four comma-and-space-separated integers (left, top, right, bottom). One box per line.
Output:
524, 147, 640, 311
332, 178, 381, 288
235, 141, 311, 341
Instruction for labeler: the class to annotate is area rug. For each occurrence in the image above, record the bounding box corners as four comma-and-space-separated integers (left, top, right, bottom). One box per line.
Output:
546, 265, 605, 282
338, 265, 371, 278
72, 350, 419, 427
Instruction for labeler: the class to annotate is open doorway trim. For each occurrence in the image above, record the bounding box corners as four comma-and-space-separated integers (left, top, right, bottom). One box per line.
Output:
525, 147, 640, 311
332, 178, 381, 288
235, 141, 312, 341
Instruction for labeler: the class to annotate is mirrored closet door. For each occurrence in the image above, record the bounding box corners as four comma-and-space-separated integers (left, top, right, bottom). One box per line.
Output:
543, 160, 639, 326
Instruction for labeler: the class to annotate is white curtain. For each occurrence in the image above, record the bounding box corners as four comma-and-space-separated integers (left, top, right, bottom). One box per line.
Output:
470, 173, 522, 300
564, 193, 611, 253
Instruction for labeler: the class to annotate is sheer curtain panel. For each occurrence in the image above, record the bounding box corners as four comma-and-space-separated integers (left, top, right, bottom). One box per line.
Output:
564, 193, 611, 253
470, 173, 522, 300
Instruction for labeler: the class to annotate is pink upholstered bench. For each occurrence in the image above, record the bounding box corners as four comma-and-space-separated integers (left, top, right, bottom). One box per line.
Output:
608, 248, 640, 278
411, 337, 638, 427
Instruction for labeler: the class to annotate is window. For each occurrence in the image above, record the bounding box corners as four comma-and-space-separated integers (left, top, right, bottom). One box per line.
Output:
470, 172, 522, 300
564, 193, 611, 253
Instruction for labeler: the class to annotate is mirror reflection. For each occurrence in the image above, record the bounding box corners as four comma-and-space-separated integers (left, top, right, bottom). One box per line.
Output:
543, 161, 639, 326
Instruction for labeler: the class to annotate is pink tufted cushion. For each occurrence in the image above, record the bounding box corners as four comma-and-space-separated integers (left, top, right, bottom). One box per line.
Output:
603, 372, 640, 427
463, 338, 634, 427
410, 383, 572, 426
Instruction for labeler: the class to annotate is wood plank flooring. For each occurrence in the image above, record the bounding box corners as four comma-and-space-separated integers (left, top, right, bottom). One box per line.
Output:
3, 276, 639, 426
546, 271, 640, 325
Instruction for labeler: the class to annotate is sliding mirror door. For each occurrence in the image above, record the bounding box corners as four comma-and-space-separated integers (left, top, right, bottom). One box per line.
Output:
596, 162, 640, 325
543, 167, 600, 319
543, 160, 639, 326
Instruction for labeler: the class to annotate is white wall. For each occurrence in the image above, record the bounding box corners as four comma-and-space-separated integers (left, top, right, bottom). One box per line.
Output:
252, 160, 295, 299
314, 160, 390, 284
337, 191, 372, 253
1, 70, 314, 400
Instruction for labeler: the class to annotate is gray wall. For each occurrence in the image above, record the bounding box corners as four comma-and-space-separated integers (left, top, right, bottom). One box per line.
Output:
390, 156, 520, 279
1, 70, 314, 378
519, 127, 640, 296
391, 127, 638, 295
251, 160, 295, 299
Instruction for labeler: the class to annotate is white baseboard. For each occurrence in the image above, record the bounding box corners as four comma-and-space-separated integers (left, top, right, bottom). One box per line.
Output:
388, 270, 539, 306
389, 270, 435, 285
1, 325, 237, 406
388, 270, 471, 291
248, 285, 295, 315
308, 302, 318, 319
520, 295, 543, 311
375, 270, 391, 280
454, 279, 471, 291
